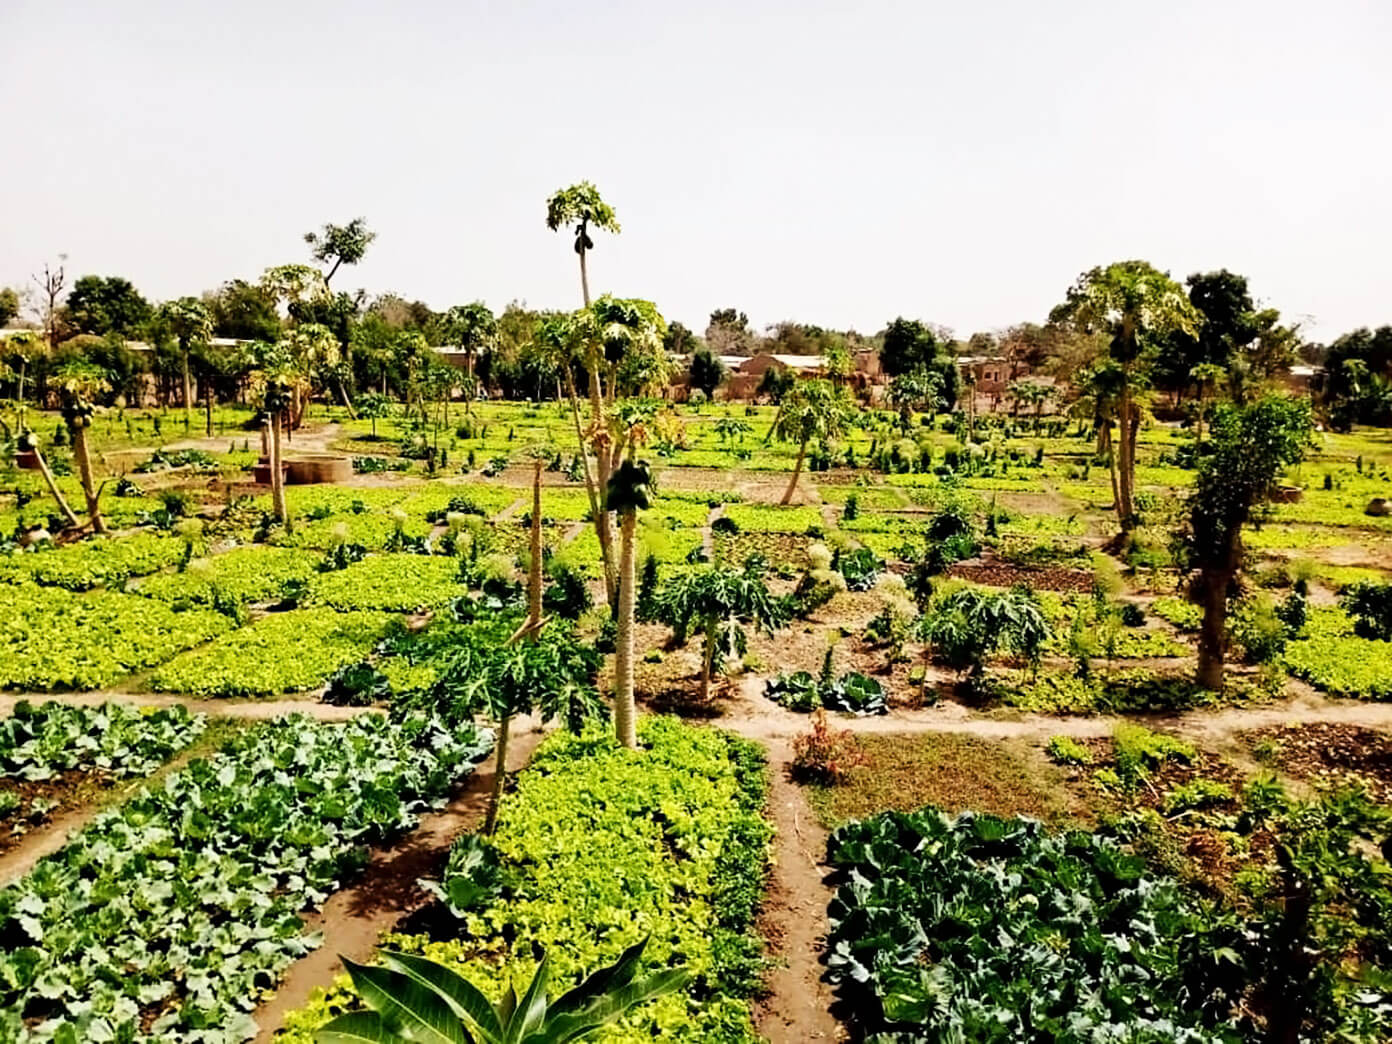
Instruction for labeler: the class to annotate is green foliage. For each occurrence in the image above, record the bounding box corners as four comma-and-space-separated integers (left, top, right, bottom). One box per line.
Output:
918, 585, 1049, 678
1045, 735, 1092, 766
1113, 723, 1195, 789
150, 608, 390, 697
1341, 581, 1392, 641
323, 661, 391, 706
655, 559, 786, 684
135, 546, 319, 607
1153, 595, 1203, 631
825, 809, 1233, 1042
306, 554, 465, 612
321, 937, 691, 1044
0, 712, 490, 1043
1284, 633, 1392, 700
0, 581, 232, 690
283, 717, 770, 1044
1, 532, 196, 590
0, 701, 205, 781
1163, 778, 1234, 814
764, 670, 887, 716
831, 546, 882, 591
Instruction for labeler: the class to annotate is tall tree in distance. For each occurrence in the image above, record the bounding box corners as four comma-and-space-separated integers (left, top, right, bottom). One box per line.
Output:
155, 297, 213, 428
773, 378, 854, 504
32, 257, 66, 350
304, 217, 375, 288
546, 182, 620, 306
0, 287, 20, 328
65, 276, 151, 337
442, 301, 497, 395
688, 347, 726, 400
1050, 261, 1198, 539
55, 361, 112, 534
1182, 396, 1311, 691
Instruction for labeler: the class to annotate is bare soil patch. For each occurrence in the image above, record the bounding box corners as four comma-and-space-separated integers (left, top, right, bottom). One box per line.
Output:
1242, 722, 1392, 805
948, 559, 1093, 593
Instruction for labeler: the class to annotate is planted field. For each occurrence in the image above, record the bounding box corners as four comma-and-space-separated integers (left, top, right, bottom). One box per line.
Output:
149, 609, 390, 697
0, 712, 490, 1043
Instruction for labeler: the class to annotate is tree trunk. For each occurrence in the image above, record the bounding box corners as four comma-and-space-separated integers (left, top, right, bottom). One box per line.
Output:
781, 438, 808, 505
204, 382, 214, 437
565, 372, 615, 603
270, 413, 289, 529
614, 509, 638, 749
1196, 563, 1233, 691
31, 443, 81, 529
483, 713, 511, 836
1116, 381, 1136, 532
70, 424, 106, 535
578, 237, 591, 307
336, 376, 357, 418
528, 458, 544, 622
181, 345, 193, 430
701, 634, 716, 702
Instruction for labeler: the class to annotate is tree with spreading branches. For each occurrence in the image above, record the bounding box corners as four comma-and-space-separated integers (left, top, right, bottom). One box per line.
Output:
303, 217, 375, 288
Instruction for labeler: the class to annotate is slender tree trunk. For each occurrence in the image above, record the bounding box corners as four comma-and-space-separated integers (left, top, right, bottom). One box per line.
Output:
701, 634, 716, 702
17, 360, 27, 430
578, 239, 591, 307
1116, 381, 1136, 533
204, 381, 214, 437
31, 443, 81, 529
483, 712, 512, 835
70, 424, 106, 534
781, 438, 808, 505
614, 509, 638, 749
336, 376, 357, 418
1196, 564, 1231, 691
270, 413, 289, 528
181, 345, 193, 430
564, 372, 615, 600
528, 458, 544, 621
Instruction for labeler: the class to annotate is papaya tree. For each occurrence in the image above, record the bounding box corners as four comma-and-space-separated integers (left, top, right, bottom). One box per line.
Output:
2, 330, 44, 427
771, 378, 854, 504
443, 301, 496, 391
154, 297, 212, 429
1050, 261, 1199, 537
546, 181, 620, 307
54, 361, 111, 534
918, 586, 1049, 693
303, 216, 375, 288
1182, 395, 1312, 691
656, 558, 787, 701
603, 401, 658, 748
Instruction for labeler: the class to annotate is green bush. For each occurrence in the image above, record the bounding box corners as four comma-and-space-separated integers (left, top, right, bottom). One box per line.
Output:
1045, 735, 1092, 766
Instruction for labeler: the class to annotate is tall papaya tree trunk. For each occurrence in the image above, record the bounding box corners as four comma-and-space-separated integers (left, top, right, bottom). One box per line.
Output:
70, 423, 106, 535
1116, 381, 1136, 533
204, 381, 214, 437
614, 508, 638, 749
270, 413, 289, 528
181, 344, 194, 430
781, 437, 808, 505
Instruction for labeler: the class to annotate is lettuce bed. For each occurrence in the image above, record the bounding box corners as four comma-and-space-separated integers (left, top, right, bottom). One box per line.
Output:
825, 809, 1234, 1042
278, 716, 771, 1043
0, 582, 233, 691
0, 533, 196, 591
134, 546, 319, 607
149, 608, 390, 697
305, 554, 465, 612
0, 712, 491, 1043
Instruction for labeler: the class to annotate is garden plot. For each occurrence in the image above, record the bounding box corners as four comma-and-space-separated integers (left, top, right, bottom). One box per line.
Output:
0, 701, 206, 855
0, 711, 491, 1043
0, 582, 232, 691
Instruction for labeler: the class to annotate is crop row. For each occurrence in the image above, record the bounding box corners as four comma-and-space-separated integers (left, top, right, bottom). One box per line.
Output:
0, 711, 492, 1043
0, 701, 205, 782
279, 716, 771, 1043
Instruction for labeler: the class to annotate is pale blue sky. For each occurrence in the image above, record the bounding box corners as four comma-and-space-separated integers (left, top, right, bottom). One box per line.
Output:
2, 0, 1387, 342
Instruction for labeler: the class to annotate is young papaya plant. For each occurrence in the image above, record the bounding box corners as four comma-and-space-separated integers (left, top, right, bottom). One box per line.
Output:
317, 936, 689, 1044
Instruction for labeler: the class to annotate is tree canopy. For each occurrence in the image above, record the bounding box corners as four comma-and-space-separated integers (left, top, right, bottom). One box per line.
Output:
304, 217, 375, 286
65, 276, 151, 338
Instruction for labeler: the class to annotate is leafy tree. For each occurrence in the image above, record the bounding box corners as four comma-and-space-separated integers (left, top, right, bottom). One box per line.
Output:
1181, 395, 1312, 690
663, 320, 700, 356
356, 390, 392, 438
64, 275, 150, 337
705, 308, 754, 355
443, 301, 497, 399
887, 367, 943, 422
54, 360, 111, 534
155, 297, 213, 428
1007, 379, 1053, 430
0, 287, 20, 327
303, 217, 375, 287
317, 936, 689, 1044
603, 401, 658, 749
205, 279, 282, 342
688, 347, 726, 400
656, 559, 787, 700
1, 330, 45, 423
546, 182, 620, 307
1050, 260, 1199, 537
1323, 326, 1392, 429
756, 365, 795, 406
878, 317, 940, 377
713, 416, 751, 444
771, 378, 854, 504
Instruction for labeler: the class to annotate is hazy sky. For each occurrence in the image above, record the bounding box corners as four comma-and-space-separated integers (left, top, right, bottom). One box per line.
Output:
2, 0, 1388, 342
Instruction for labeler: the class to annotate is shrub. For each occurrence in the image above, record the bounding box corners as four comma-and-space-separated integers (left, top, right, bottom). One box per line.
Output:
1163, 778, 1234, 814
1113, 723, 1195, 789
1341, 582, 1392, 641
791, 710, 867, 785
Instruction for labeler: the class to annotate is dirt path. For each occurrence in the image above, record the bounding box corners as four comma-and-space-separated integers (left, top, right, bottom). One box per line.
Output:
250, 716, 546, 1043
755, 737, 845, 1043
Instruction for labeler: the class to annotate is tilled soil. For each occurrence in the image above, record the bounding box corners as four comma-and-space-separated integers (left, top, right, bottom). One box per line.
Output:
1242, 721, 1392, 805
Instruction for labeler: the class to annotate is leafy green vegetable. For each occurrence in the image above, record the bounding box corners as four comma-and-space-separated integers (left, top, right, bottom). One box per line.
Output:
0, 701, 205, 781
0, 711, 490, 1043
